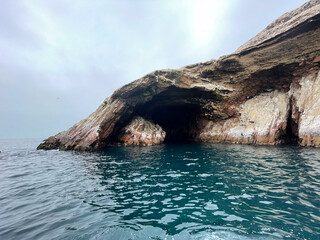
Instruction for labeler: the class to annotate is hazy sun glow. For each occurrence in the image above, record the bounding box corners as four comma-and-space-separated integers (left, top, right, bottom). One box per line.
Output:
187, 0, 234, 49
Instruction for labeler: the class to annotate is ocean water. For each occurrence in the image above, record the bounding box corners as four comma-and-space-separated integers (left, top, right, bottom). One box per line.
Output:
0, 139, 319, 240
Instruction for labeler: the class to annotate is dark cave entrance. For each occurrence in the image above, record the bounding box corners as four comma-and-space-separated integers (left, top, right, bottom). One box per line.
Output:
278, 102, 299, 145
148, 104, 200, 143
284, 109, 299, 144
284, 113, 299, 144
131, 87, 214, 143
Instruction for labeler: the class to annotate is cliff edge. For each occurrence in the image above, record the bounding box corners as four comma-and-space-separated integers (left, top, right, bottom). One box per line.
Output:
38, 0, 320, 151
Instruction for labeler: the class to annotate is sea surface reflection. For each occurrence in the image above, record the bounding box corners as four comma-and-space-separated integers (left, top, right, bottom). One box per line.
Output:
0, 140, 319, 239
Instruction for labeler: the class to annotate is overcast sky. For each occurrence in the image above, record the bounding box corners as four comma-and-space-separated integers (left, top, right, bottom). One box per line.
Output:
0, 0, 307, 139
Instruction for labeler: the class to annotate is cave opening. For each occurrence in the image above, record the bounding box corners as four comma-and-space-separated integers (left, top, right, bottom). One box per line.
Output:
278, 103, 299, 145
131, 87, 211, 143
284, 107, 299, 144
148, 104, 200, 143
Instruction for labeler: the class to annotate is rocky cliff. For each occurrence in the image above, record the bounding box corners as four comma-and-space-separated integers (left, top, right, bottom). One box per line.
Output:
38, 0, 320, 151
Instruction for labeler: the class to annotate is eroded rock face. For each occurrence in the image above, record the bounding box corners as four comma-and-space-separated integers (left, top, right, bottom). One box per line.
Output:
196, 69, 320, 146
118, 117, 166, 146
38, 0, 320, 151
197, 91, 290, 145
291, 70, 320, 146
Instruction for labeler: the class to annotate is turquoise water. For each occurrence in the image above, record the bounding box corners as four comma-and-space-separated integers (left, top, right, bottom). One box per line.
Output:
0, 139, 319, 240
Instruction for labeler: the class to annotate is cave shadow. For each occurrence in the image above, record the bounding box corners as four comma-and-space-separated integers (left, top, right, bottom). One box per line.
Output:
132, 87, 214, 143
138, 104, 200, 143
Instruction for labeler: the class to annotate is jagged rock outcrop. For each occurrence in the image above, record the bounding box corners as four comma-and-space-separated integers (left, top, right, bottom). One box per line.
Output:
38, 0, 320, 151
118, 117, 166, 146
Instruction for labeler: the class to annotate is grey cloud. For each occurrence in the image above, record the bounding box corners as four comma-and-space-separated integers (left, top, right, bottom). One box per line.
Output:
0, 0, 307, 138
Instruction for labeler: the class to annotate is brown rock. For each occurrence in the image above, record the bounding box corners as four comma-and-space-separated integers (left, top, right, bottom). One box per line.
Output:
313, 55, 320, 63
38, 0, 320, 150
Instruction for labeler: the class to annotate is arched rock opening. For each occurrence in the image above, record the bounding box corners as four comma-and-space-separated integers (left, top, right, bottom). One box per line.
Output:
133, 87, 217, 143
110, 86, 223, 145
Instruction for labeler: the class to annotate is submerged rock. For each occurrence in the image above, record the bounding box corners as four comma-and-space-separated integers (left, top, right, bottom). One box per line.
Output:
38, 0, 320, 151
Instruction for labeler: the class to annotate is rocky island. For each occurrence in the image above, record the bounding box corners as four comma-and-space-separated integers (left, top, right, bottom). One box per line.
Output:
38, 0, 320, 151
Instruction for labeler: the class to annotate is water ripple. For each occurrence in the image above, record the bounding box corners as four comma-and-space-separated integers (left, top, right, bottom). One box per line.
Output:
1, 140, 320, 239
